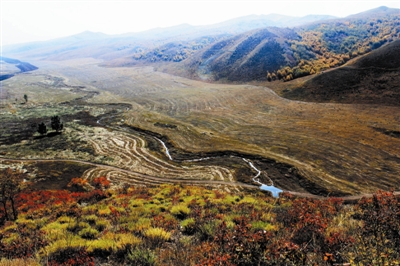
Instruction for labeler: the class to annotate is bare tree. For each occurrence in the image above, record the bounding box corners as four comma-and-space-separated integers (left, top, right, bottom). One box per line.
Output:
0, 168, 26, 223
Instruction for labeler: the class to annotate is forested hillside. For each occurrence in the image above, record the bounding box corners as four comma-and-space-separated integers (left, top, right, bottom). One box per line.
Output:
281, 39, 400, 105
176, 6, 400, 82
270, 6, 400, 82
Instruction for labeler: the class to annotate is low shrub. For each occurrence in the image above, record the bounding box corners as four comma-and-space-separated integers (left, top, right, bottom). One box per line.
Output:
82, 215, 98, 225
46, 246, 94, 266
126, 247, 156, 266
78, 227, 99, 239
144, 227, 171, 247
170, 204, 190, 219
181, 218, 196, 235
94, 219, 109, 232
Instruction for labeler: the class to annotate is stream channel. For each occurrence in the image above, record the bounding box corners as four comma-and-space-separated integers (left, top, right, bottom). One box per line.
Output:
156, 137, 283, 197
97, 115, 283, 197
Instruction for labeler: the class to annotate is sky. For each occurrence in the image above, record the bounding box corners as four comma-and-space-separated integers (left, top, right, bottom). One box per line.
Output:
1, 0, 400, 46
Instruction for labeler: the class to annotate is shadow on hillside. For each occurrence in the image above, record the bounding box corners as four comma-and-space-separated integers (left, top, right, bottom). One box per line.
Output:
34, 132, 62, 139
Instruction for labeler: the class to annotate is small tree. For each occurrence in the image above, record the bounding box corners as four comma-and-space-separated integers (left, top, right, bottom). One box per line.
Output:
267, 72, 272, 82
51, 116, 63, 132
37, 122, 47, 135
23, 94, 28, 103
0, 168, 26, 223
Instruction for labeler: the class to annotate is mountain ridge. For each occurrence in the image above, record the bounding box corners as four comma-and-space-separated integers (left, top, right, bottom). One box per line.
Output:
2, 12, 338, 61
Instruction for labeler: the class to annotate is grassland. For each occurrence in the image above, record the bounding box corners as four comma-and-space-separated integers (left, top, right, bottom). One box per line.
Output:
1, 58, 399, 196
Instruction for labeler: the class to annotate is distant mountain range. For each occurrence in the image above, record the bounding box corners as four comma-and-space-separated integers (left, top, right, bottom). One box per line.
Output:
3, 6, 399, 86
2, 12, 337, 60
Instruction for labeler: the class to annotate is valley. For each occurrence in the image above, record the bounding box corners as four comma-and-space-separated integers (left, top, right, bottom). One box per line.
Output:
2, 5, 400, 264
1, 58, 399, 197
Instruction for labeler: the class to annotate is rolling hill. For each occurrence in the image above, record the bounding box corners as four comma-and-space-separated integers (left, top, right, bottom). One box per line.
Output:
280, 39, 400, 105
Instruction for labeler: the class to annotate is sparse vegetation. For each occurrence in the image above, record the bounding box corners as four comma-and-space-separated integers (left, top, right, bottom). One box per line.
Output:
279, 39, 400, 105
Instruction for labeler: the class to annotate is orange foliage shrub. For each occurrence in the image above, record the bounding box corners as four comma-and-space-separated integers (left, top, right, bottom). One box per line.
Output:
92, 177, 111, 189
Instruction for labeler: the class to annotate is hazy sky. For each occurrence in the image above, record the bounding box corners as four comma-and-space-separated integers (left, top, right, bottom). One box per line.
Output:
1, 0, 399, 46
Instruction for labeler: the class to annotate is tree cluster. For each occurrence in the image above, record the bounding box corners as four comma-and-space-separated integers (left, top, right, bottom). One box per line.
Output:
267, 14, 400, 82
35, 115, 64, 136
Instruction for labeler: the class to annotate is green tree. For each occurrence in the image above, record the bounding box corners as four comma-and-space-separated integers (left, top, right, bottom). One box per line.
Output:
37, 122, 47, 135
0, 168, 26, 223
51, 116, 63, 132
23, 94, 28, 103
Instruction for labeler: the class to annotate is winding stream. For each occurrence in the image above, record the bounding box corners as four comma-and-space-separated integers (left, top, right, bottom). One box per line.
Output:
243, 158, 283, 197
155, 137, 173, 161
156, 138, 284, 197
97, 113, 283, 197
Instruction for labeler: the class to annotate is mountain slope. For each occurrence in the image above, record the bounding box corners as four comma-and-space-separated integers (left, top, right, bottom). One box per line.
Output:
281, 40, 400, 105
174, 6, 400, 82
181, 27, 299, 81
0, 56, 38, 81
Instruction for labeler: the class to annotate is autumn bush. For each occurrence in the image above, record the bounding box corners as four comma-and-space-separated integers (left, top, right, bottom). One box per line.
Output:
350, 191, 400, 264
0, 182, 399, 265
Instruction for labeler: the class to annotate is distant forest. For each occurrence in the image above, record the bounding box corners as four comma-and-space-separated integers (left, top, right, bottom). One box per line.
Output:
268, 14, 400, 81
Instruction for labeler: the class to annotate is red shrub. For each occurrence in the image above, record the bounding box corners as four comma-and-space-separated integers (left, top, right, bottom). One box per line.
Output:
92, 177, 110, 189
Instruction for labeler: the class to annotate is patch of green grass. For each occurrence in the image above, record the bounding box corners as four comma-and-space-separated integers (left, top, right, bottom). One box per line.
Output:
126, 247, 156, 266
95, 219, 110, 232
78, 227, 99, 239
170, 204, 190, 219
129, 218, 152, 233
180, 218, 196, 235
144, 227, 171, 244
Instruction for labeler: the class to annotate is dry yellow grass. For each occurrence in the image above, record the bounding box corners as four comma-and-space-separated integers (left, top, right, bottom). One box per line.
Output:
2, 59, 399, 195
